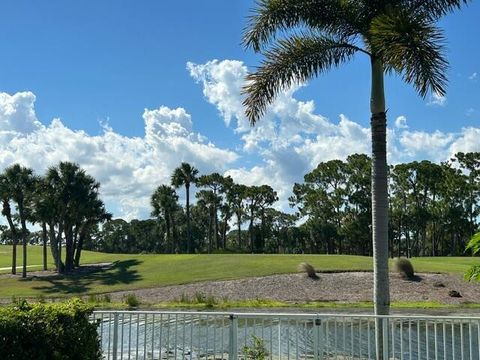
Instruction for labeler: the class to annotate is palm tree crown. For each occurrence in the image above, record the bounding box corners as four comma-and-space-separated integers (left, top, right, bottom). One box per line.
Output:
242, 0, 468, 122
171, 162, 198, 253
171, 162, 199, 189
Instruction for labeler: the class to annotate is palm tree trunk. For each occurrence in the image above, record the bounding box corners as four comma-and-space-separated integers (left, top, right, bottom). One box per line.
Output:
208, 207, 213, 254
370, 57, 390, 360
57, 222, 64, 273
237, 211, 242, 250
186, 184, 191, 254
18, 203, 28, 279
249, 208, 254, 253
214, 204, 219, 249
165, 214, 171, 254
4, 201, 17, 275
74, 222, 88, 267
42, 222, 48, 271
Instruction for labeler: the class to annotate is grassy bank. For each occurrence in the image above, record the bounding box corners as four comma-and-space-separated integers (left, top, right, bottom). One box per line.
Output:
0, 245, 477, 299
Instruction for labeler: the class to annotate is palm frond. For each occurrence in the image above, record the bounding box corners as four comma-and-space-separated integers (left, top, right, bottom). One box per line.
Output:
466, 232, 480, 255
369, 11, 448, 97
242, 0, 361, 52
403, 0, 471, 20
243, 34, 359, 124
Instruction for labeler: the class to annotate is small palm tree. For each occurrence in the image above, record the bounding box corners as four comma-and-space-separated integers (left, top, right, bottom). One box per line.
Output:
171, 163, 199, 253
242, 0, 469, 356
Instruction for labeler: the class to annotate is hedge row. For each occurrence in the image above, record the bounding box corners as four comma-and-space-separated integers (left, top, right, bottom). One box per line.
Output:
0, 299, 101, 360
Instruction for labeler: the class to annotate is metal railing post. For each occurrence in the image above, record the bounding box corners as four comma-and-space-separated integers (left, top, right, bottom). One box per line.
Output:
229, 314, 238, 360
112, 313, 119, 360
313, 317, 322, 360
382, 317, 389, 360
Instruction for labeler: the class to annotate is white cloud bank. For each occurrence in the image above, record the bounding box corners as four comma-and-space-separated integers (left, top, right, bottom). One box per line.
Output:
1, 59, 478, 218
0, 91, 238, 219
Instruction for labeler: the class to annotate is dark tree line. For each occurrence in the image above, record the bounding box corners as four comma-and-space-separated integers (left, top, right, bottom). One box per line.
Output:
87, 152, 479, 256
291, 152, 479, 257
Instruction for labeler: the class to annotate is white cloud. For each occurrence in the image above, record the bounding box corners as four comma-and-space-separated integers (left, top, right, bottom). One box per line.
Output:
469, 72, 477, 81
394, 115, 408, 129
427, 92, 447, 107
399, 130, 455, 162
0, 92, 43, 134
187, 59, 247, 128
0, 92, 238, 220
448, 127, 480, 156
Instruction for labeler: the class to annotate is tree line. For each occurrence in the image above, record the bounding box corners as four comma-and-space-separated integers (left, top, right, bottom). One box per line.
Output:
0, 162, 110, 276
85, 152, 479, 257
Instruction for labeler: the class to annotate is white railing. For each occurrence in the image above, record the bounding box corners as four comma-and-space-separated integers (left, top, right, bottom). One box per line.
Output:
91, 311, 480, 360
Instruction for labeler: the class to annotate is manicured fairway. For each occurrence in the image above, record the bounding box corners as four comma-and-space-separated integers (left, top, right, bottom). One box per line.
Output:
0, 245, 477, 298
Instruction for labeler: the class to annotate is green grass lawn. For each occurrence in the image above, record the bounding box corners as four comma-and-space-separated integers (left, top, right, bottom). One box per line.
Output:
0, 245, 477, 299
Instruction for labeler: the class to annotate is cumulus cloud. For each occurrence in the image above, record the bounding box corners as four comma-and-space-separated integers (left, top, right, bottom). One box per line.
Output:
395, 115, 408, 129
427, 92, 447, 107
0, 92, 238, 220
469, 72, 477, 81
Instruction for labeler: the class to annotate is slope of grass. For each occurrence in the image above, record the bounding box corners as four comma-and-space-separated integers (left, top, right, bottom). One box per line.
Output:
0, 245, 477, 299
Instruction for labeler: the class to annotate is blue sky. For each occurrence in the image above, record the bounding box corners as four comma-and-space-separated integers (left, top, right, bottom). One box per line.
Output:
0, 1, 478, 218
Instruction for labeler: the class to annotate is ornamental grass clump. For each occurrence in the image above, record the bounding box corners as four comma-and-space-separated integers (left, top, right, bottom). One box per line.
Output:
124, 293, 140, 308
298, 262, 319, 279
394, 257, 415, 280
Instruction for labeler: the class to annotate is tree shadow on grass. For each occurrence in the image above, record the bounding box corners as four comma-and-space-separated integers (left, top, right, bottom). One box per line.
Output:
27, 259, 143, 295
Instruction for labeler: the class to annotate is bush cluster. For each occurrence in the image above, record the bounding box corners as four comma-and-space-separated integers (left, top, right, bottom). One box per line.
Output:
394, 258, 415, 280
0, 299, 101, 360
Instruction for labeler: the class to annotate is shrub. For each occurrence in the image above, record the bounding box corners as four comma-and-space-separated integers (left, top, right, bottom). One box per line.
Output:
194, 291, 206, 303
193, 291, 217, 308
0, 299, 101, 360
242, 335, 269, 360
102, 294, 111, 303
298, 262, 319, 279
124, 293, 140, 308
394, 257, 415, 280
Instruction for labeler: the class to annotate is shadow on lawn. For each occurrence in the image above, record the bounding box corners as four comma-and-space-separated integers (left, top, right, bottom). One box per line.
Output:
28, 259, 143, 295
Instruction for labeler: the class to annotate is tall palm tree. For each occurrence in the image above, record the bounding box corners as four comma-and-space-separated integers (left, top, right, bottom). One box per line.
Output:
0, 174, 18, 274
29, 176, 50, 271
242, 0, 469, 356
197, 173, 225, 249
171, 163, 199, 253
3, 165, 35, 278
196, 189, 220, 253
151, 185, 179, 253
228, 184, 248, 250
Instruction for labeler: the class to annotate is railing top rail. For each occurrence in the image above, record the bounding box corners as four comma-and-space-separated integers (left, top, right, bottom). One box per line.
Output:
92, 310, 480, 321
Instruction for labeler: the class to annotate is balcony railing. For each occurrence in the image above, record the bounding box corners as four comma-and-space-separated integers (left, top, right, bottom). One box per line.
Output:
92, 310, 480, 359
